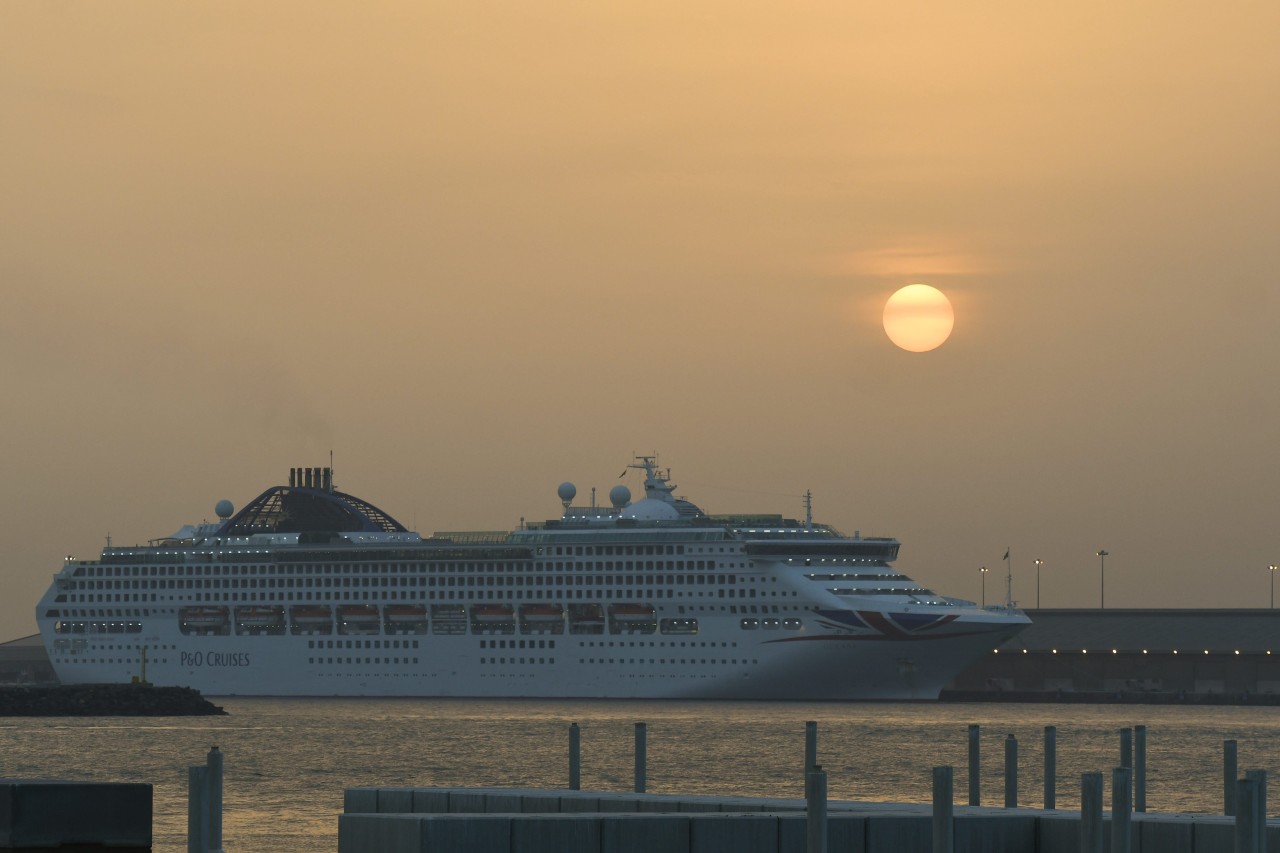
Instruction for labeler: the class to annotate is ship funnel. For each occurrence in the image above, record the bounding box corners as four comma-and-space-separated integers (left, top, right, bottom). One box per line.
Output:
290, 466, 334, 490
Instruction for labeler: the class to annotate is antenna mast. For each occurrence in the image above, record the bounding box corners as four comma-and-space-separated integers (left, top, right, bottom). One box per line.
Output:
1005, 547, 1013, 608
803, 491, 813, 530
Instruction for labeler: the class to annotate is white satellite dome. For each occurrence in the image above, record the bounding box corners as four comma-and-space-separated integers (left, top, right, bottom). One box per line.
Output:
620, 498, 680, 521
609, 485, 632, 508
215, 500, 234, 519
557, 482, 577, 503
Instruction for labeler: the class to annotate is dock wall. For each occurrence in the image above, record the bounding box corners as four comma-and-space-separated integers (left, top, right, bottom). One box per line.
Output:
0, 779, 151, 850
339, 786, 1273, 853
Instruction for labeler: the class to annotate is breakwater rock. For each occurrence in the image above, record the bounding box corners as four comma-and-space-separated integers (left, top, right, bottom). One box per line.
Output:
0, 684, 226, 716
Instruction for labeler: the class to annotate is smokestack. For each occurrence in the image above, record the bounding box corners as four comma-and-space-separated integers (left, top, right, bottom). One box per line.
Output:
323, 467, 332, 491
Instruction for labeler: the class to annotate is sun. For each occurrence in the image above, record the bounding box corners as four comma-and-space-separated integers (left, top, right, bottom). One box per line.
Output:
882, 284, 954, 352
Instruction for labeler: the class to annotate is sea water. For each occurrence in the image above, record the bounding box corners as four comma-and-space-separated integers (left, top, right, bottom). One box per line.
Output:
1, 699, 1278, 851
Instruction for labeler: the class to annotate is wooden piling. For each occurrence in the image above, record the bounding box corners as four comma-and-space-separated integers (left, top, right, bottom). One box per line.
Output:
805, 721, 818, 800
1246, 769, 1267, 853
188, 764, 210, 853
1080, 772, 1103, 853
1112, 766, 1132, 853
1226, 740, 1239, 816
807, 764, 827, 853
206, 746, 223, 853
968, 724, 981, 806
1044, 726, 1057, 810
568, 723, 581, 791
634, 722, 647, 794
1004, 734, 1018, 808
1236, 777, 1260, 853
1134, 725, 1146, 813
932, 766, 954, 853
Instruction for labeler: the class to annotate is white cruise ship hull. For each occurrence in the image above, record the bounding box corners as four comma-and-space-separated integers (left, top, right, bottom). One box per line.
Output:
38, 603, 1024, 701
35, 461, 1029, 701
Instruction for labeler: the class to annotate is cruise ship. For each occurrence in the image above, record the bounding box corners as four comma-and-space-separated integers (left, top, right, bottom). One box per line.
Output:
36, 458, 1028, 699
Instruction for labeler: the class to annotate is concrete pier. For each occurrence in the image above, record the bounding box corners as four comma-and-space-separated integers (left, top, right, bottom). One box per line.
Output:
339, 785, 1280, 853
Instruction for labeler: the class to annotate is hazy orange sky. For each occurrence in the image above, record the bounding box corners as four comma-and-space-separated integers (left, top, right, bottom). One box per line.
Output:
3, 3, 1279, 637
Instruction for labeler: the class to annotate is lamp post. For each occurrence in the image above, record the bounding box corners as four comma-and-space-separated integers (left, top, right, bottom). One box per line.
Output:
980, 566, 990, 607
1096, 550, 1108, 609
1035, 559, 1044, 609
1271, 565, 1278, 609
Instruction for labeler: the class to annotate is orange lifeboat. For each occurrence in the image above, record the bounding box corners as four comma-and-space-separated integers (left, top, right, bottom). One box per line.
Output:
607, 603, 657, 634
608, 603, 657, 621
180, 606, 229, 634
384, 604, 428, 623
519, 603, 565, 634
470, 604, 516, 633
235, 605, 285, 635
383, 604, 429, 634
471, 604, 515, 623
289, 605, 333, 635
519, 603, 564, 621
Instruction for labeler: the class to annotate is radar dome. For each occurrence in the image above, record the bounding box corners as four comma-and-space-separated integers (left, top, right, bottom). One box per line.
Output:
557, 482, 577, 503
609, 485, 632, 508
215, 500, 234, 519
621, 498, 680, 521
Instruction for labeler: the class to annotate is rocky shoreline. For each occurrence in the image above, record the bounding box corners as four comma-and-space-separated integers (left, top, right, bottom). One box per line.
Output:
0, 684, 226, 716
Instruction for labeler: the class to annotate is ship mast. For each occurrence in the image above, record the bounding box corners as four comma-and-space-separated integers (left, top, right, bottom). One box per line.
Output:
1005, 547, 1013, 608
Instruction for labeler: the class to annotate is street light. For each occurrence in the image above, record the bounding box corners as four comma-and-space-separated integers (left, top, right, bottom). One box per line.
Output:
980, 566, 990, 607
1096, 550, 1109, 609
1035, 559, 1044, 609
1270, 565, 1278, 609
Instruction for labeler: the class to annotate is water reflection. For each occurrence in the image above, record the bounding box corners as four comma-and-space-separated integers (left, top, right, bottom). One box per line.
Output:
1, 699, 1277, 851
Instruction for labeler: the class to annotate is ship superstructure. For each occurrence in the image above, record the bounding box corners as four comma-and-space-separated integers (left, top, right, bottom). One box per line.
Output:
36, 458, 1028, 699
